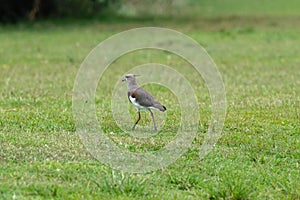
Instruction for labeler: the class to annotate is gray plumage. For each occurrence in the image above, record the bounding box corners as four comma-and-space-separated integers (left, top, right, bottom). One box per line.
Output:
122, 74, 166, 130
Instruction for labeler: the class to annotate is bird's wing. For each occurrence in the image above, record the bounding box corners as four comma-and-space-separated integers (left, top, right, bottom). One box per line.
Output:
131, 87, 156, 107
129, 87, 166, 111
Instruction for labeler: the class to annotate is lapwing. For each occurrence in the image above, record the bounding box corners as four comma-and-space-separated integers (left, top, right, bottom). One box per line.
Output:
122, 74, 166, 131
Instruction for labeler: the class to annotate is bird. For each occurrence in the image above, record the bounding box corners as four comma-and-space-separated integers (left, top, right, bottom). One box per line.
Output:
122, 74, 166, 131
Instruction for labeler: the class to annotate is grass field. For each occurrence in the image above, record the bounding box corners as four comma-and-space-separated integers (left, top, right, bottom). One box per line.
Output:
1, 1, 300, 199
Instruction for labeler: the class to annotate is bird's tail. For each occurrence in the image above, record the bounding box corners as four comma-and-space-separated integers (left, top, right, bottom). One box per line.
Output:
154, 103, 166, 112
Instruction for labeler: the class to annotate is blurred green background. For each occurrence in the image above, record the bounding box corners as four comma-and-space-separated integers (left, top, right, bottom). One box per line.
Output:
2, 0, 300, 23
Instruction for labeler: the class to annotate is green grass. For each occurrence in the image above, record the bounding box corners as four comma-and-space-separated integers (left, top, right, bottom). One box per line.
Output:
187, 0, 300, 16
1, 1, 300, 199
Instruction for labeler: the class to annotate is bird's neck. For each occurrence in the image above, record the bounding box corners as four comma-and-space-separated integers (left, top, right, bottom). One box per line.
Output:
127, 79, 139, 91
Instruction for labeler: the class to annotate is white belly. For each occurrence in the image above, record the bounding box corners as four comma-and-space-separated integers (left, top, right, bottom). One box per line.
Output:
129, 96, 148, 111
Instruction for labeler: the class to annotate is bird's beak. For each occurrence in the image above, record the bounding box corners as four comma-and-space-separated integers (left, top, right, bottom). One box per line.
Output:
122, 78, 126, 82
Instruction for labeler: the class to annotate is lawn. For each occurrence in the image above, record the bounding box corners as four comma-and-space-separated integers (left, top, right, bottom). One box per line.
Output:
0, 1, 300, 199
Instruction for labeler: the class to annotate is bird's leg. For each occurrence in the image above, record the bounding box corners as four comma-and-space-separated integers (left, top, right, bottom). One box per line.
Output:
149, 109, 157, 131
132, 111, 141, 130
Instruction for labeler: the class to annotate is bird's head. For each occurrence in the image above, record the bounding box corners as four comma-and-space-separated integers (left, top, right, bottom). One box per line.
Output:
122, 74, 139, 82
